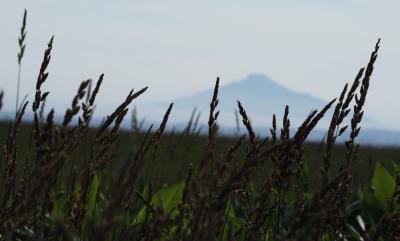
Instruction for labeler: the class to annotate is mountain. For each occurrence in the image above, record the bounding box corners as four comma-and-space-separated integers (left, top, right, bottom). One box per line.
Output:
1, 73, 394, 145
138, 73, 389, 144
142, 73, 331, 128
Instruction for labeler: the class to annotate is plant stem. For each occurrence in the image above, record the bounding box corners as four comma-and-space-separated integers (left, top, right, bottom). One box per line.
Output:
16, 64, 21, 117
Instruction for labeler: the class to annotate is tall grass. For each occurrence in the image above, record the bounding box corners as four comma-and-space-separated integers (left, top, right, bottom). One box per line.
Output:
16, 9, 27, 116
0, 11, 399, 241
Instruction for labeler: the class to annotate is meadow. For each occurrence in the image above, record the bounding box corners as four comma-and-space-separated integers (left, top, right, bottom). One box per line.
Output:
0, 10, 399, 241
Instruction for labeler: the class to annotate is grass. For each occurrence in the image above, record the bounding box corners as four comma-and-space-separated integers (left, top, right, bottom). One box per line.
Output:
0, 9, 399, 241
0, 121, 398, 190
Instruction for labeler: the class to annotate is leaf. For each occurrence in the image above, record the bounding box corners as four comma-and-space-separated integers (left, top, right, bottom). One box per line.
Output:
394, 163, 400, 175
51, 192, 67, 217
359, 189, 385, 224
371, 163, 395, 209
135, 182, 184, 223
153, 182, 184, 212
226, 200, 246, 236
85, 174, 100, 222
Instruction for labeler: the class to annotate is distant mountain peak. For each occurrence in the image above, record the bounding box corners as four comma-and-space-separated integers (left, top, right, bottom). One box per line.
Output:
227, 73, 296, 96
246, 73, 271, 80
234, 73, 279, 85
139, 72, 378, 131
140, 73, 327, 126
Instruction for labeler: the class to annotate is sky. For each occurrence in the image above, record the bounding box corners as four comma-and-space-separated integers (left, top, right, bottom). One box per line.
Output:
1, 1, 400, 129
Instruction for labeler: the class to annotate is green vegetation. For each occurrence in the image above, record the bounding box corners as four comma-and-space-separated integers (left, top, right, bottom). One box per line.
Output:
0, 10, 399, 241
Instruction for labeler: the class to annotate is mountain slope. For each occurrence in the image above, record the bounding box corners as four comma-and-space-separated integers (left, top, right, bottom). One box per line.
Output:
148, 74, 330, 127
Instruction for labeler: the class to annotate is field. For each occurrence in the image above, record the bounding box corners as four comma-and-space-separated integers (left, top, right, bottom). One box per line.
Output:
0, 10, 399, 241
1, 122, 399, 191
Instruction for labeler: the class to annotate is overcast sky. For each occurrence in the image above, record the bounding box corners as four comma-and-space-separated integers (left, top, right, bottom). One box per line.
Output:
1, 1, 399, 129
